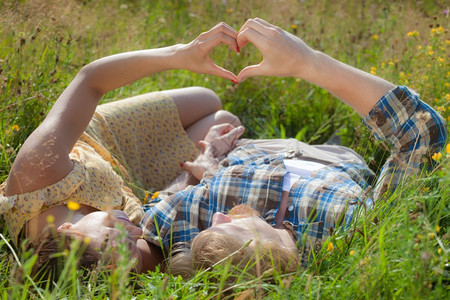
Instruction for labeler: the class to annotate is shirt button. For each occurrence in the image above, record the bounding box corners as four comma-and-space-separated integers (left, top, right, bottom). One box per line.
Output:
288, 206, 294, 211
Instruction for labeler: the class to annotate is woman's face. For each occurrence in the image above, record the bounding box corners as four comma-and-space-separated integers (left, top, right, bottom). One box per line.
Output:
58, 210, 144, 272
204, 211, 296, 252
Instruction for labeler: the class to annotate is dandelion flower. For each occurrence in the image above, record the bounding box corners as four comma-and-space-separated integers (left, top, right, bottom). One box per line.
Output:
445, 94, 450, 101
436, 225, 441, 233
349, 250, 356, 255
407, 31, 419, 37
327, 242, 334, 252
446, 144, 450, 154
151, 191, 160, 200
227, 8, 233, 13
370, 67, 377, 75
428, 233, 435, 239
291, 24, 298, 29
84, 237, 91, 244
67, 201, 80, 211
438, 248, 442, 254
143, 191, 150, 204
431, 152, 442, 161
11, 125, 19, 132
372, 34, 379, 40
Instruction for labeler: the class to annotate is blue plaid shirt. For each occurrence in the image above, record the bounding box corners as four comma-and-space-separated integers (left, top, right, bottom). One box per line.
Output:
141, 86, 447, 262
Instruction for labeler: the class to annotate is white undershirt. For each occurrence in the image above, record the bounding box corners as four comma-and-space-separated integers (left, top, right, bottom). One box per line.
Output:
282, 159, 325, 191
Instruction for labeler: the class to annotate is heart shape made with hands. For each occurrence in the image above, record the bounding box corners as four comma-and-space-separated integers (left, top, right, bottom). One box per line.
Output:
209, 43, 261, 82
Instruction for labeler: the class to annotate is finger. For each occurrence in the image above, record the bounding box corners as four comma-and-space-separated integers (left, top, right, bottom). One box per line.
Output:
237, 64, 264, 82
215, 123, 235, 134
200, 22, 238, 40
236, 27, 267, 52
205, 58, 237, 81
224, 125, 245, 143
203, 31, 239, 53
198, 140, 208, 152
253, 17, 278, 29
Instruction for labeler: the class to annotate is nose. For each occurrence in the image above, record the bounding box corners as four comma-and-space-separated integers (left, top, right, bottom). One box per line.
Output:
211, 212, 232, 226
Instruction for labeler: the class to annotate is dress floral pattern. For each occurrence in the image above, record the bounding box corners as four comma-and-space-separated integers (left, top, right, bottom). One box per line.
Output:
0, 92, 199, 245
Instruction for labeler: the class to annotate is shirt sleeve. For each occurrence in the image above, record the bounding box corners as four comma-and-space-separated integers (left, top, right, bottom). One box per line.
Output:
363, 86, 447, 199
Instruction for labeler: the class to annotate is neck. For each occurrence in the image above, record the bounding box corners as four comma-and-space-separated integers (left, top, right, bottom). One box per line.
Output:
136, 239, 164, 272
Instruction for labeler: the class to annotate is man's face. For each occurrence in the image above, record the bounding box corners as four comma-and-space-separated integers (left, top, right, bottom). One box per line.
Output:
201, 205, 296, 252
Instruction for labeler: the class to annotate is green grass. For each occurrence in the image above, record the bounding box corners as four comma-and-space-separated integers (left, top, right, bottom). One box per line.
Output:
1, 0, 449, 298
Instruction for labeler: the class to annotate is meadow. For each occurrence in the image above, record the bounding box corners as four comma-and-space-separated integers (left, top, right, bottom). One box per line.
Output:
0, 0, 449, 298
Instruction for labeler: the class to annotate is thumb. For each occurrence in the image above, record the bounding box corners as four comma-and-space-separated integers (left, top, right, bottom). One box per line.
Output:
237, 64, 263, 82
183, 161, 194, 172
198, 140, 208, 152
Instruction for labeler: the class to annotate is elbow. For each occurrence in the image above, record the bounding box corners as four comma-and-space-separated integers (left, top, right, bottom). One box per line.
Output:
77, 62, 107, 96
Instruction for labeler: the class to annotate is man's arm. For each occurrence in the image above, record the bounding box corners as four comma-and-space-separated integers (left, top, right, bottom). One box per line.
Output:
236, 18, 395, 117
236, 18, 447, 198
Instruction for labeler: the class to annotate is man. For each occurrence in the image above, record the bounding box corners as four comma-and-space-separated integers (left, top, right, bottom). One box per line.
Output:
139, 18, 447, 277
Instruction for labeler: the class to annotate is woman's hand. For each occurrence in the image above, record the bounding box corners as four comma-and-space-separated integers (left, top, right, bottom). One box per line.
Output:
236, 18, 316, 82
176, 22, 239, 82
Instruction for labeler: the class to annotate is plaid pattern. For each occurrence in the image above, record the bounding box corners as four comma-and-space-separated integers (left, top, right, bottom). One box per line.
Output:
141, 86, 447, 263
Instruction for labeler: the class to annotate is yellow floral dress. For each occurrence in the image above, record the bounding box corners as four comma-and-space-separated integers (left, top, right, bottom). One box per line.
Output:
0, 92, 199, 245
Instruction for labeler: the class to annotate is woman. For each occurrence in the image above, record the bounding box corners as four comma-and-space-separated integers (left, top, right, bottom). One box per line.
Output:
0, 22, 242, 277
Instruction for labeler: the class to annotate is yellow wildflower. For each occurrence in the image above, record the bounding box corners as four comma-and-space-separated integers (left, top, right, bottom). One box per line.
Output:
436, 106, 446, 113
417, 45, 422, 50
437, 57, 445, 63
422, 187, 430, 192
46, 215, 55, 224
416, 234, 422, 239
291, 24, 298, 29
407, 31, 419, 37
372, 34, 379, 40
143, 191, 150, 204
84, 237, 91, 244
428, 232, 435, 239
428, 50, 434, 56
63, 249, 69, 256
67, 201, 80, 211
151, 191, 160, 200
445, 94, 450, 101
446, 144, 450, 154
349, 250, 356, 256
11, 125, 19, 132
327, 242, 334, 252
370, 67, 377, 75
446, 40, 450, 45
227, 8, 233, 13
381, 62, 386, 68
388, 61, 394, 66
399, 72, 406, 80
431, 152, 442, 161
438, 248, 442, 255
436, 225, 441, 233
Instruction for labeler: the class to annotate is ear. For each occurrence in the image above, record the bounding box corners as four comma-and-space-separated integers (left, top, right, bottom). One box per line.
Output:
57, 222, 73, 233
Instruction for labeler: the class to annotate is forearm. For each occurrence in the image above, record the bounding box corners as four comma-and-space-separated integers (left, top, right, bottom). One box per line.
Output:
82, 45, 182, 94
299, 51, 396, 117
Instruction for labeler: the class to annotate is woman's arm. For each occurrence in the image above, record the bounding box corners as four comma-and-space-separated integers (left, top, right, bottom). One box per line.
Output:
236, 18, 395, 117
6, 23, 239, 195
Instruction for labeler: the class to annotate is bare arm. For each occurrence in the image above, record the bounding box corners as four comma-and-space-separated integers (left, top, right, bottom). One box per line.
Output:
236, 18, 395, 117
6, 23, 239, 195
